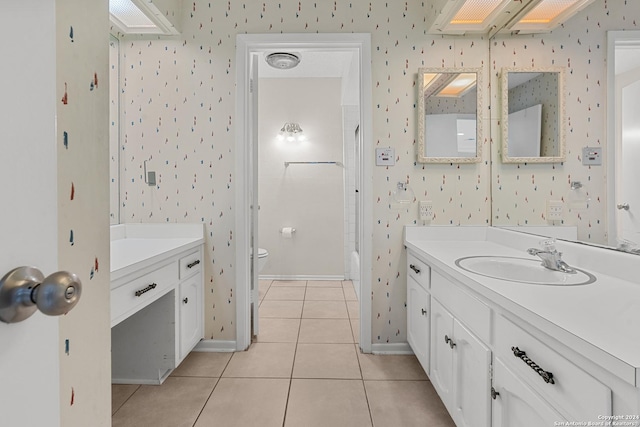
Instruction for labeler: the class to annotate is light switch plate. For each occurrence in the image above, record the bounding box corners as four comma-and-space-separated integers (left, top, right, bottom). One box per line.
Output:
376, 147, 395, 166
582, 147, 602, 166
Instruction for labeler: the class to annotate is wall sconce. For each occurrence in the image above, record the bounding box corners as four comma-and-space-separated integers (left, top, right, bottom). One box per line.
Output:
277, 122, 306, 142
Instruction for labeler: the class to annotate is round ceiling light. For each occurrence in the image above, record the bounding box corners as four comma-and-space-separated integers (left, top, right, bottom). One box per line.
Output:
265, 52, 301, 70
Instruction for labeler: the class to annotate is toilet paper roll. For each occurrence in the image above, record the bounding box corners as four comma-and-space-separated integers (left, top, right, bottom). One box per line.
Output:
281, 227, 294, 238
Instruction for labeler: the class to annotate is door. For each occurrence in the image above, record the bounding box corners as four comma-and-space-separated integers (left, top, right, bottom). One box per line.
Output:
250, 53, 260, 337
492, 358, 564, 427
453, 320, 491, 427
618, 70, 640, 244
0, 2, 61, 425
179, 273, 203, 361
407, 277, 430, 371
430, 298, 454, 406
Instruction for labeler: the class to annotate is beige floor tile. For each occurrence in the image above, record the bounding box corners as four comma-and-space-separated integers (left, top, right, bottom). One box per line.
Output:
223, 342, 296, 378
293, 343, 361, 379
357, 352, 428, 380
259, 280, 272, 301
304, 286, 346, 301
170, 351, 232, 378
346, 300, 360, 319
298, 318, 354, 343
285, 379, 372, 427
111, 384, 139, 415
302, 300, 349, 319
307, 280, 343, 287
365, 380, 455, 427
194, 378, 289, 427
255, 318, 301, 343
271, 280, 306, 287
343, 285, 358, 301
264, 286, 306, 301
259, 300, 304, 318
341, 280, 354, 288
111, 377, 217, 427
351, 319, 360, 344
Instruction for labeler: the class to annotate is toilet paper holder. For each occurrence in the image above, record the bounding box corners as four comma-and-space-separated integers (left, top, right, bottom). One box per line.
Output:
280, 227, 296, 235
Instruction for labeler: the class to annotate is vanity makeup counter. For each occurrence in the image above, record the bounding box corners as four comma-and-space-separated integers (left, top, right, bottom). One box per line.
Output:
405, 226, 640, 425
110, 223, 205, 384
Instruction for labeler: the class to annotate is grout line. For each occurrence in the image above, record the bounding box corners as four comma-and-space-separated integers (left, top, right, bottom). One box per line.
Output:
111, 384, 141, 416
190, 376, 222, 427
281, 280, 306, 427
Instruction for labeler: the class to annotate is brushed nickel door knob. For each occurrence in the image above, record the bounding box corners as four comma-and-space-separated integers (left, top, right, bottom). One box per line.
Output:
0, 267, 82, 323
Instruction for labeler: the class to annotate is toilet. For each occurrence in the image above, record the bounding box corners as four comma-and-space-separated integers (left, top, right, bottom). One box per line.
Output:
255, 248, 269, 273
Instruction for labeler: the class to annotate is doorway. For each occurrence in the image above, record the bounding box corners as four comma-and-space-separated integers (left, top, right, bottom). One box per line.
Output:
607, 31, 640, 248
235, 33, 373, 352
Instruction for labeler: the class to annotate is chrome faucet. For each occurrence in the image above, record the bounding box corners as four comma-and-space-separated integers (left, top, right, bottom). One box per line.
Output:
527, 247, 577, 274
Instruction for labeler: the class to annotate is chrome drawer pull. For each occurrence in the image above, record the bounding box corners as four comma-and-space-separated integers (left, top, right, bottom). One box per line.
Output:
511, 346, 555, 384
135, 283, 157, 297
409, 264, 421, 274
187, 260, 201, 269
444, 335, 456, 349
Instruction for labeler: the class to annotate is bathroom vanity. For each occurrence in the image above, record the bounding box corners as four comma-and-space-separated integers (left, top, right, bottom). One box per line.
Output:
405, 226, 640, 426
110, 224, 205, 384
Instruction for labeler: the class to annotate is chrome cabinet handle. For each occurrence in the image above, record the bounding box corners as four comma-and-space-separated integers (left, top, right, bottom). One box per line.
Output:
409, 264, 421, 274
135, 283, 157, 297
0, 266, 82, 323
444, 335, 456, 348
617, 203, 630, 211
187, 260, 201, 269
511, 346, 555, 384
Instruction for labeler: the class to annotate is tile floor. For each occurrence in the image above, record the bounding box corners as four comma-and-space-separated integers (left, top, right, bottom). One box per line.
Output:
112, 280, 455, 427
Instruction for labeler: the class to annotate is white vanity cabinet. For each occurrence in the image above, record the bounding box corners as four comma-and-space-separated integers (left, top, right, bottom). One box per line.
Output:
110, 224, 205, 385
407, 253, 430, 371
429, 274, 492, 427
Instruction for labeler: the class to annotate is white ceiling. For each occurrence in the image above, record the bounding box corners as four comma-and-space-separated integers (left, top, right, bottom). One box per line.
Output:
257, 50, 356, 79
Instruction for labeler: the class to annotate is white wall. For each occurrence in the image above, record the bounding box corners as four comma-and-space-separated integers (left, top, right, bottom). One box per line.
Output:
258, 78, 345, 278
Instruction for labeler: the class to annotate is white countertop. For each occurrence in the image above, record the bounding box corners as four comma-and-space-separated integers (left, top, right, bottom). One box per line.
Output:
110, 224, 204, 281
405, 226, 640, 386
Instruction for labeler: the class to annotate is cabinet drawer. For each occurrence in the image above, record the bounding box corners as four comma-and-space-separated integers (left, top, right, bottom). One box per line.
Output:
407, 252, 430, 290
111, 262, 179, 326
431, 270, 490, 343
179, 250, 202, 279
495, 315, 611, 421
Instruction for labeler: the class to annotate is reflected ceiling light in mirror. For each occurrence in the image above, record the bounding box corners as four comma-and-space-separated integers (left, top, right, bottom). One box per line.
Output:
277, 122, 306, 142
507, 0, 595, 33
423, 73, 477, 98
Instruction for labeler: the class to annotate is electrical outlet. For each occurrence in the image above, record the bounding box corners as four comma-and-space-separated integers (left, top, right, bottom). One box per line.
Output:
419, 201, 433, 221
547, 200, 563, 221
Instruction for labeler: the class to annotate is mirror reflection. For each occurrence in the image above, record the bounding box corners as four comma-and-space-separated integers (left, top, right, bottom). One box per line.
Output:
501, 68, 565, 163
418, 67, 482, 163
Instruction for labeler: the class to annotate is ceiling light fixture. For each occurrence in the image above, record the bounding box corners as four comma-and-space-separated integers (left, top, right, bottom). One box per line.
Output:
265, 52, 301, 70
277, 123, 306, 142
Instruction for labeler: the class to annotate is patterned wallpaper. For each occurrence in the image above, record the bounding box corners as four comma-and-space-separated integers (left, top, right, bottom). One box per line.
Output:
116, 0, 491, 344
491, 0, 640, 244
117, 0, 491, 345
57, 0, 111, 425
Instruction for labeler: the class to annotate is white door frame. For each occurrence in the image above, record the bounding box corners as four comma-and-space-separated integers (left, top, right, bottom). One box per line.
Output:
235, 33, 373, 352
607, 31, 640, 246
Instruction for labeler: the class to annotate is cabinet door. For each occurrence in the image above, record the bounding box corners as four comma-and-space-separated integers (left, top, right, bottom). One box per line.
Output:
452, 320, 491, 427
407, 277, 430, 372
430, 298, 454, 407
179, 272, 203, 361
492, 358, 565, 427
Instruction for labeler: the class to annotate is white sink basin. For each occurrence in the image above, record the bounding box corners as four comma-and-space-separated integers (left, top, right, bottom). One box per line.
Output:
455, 256, 596, 285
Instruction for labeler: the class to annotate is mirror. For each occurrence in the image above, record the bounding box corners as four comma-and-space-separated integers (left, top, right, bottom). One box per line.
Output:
500, 68, 565, 163
417, 67, 483, 163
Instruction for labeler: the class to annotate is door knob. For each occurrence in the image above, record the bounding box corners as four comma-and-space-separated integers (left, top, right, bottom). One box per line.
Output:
0, 266, 82, 323
617, 203, 630, 211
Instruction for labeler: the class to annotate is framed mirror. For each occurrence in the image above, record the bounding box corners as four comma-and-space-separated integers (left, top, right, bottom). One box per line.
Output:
500, 67, 566, 163
417, 67, 483, 163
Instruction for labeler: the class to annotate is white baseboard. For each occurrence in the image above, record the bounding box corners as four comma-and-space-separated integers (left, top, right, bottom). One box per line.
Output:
370, 342, 414, 355
259, 274, 345, 281
194, 339, 237, 352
